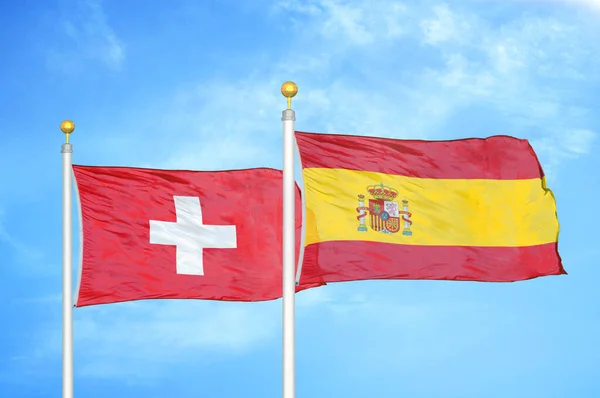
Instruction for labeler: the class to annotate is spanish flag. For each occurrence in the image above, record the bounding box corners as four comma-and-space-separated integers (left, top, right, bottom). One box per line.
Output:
296, 131, 565, 283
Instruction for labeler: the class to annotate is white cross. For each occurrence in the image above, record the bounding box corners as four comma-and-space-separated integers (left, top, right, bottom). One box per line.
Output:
149, 196, 237, 275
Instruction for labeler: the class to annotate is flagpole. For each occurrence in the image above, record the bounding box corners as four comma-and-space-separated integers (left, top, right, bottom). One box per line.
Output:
61, 120, 75, 398
281, 81, 298, 398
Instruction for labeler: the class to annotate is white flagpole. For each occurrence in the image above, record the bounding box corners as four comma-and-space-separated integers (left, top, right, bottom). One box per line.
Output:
281, 82, 298, 398
61, 120, 75, 398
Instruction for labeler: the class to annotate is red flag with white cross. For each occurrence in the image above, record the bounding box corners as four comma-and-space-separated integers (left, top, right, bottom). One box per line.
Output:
73, 165, 325, 307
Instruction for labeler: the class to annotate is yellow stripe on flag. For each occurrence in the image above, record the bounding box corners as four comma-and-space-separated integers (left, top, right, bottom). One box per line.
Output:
303, 168, 559, 247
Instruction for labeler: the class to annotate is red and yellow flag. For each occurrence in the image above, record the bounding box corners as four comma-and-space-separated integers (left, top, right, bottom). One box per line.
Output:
295, 131, 565, 283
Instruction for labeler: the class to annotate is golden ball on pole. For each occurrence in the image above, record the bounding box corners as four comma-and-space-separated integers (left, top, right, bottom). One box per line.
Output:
281, 81, 298, 109
60, 120, 75, 144
60, 120, 75, 134
281, 81, 298, 98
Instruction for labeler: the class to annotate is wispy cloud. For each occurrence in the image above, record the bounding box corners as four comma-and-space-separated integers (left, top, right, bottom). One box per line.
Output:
46, 0, 125, 73
16, 288, 332, 381
10, 285, 487, 383
563, 129, 596, 155
510, 0, 600, 13
61, 1, 598, 176
73, 301, 278, 379
276, 0, 408, 45
421, 4, 478, 46
530, 128, 596, 177
0, 208, 43, 268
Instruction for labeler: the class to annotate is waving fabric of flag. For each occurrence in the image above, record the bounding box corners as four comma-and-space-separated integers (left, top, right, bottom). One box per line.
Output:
73, 165, 324, 307
295, 131, 566, 284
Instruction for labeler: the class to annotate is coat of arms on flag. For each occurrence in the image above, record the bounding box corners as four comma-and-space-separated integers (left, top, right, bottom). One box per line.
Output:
356, 183, 413, 235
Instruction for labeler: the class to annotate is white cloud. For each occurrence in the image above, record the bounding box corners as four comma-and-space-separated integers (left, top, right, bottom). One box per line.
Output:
531, 129, 596, 177
563, 129, 596, 155
46, 0, 125, 72
0, 208, 43, 268
420, 4, 476, 45
477, 0, 600, 13
25, 288, 488, 382
39, 0, 596, 176
275, 0, 408, 46
571, 0, 600, 11
73, 301, 278, 378
16, 288, 332, 380
528, 0, 600, 12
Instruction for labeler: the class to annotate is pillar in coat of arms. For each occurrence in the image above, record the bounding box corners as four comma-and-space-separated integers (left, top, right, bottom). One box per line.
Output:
356, 194, 369, 231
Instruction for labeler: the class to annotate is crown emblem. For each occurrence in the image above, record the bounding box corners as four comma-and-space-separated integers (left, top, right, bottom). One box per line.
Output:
367, 183, 398, 201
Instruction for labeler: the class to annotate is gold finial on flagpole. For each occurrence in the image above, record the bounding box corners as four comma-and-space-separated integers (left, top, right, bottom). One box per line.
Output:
60, 120, 75, 144
281, 81, 298, 110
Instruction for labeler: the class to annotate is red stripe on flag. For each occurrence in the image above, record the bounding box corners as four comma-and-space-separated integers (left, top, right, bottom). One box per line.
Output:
295, 131, 544, 180
300, 241, 565, 283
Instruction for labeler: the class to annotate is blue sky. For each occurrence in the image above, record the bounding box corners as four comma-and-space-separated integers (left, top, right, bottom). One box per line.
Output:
1, 0, 599, 397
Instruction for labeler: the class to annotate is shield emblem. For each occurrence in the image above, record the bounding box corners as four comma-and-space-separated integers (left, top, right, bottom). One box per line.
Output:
385, 217, 400, 233
368, 199, 384, 231
368, 199, 401, 233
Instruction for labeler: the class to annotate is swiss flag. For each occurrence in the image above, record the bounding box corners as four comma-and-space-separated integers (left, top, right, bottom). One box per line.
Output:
73, 165, 325, 307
